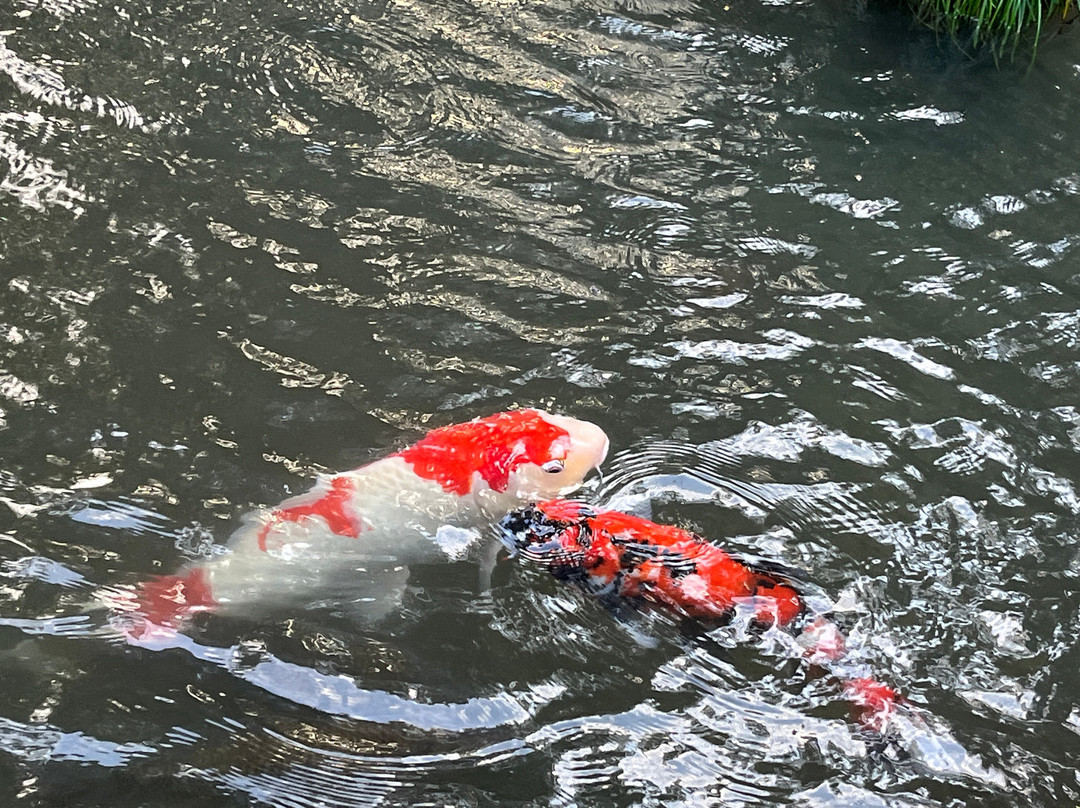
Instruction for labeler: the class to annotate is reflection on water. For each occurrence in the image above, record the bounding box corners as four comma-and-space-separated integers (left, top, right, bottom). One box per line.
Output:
1, 0, 1079, 804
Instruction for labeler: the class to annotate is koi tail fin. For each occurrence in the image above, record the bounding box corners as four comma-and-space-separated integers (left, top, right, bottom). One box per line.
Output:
117, 567, 217, 641
798, 616, 902, 732
844, 676, 902, 732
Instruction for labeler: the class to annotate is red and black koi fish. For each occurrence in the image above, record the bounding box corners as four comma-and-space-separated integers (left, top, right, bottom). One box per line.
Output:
499, 499, 900, 730
117, 410, 609, 637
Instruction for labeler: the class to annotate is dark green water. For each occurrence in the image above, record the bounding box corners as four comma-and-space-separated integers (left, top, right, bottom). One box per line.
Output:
1, 0, 1079, 804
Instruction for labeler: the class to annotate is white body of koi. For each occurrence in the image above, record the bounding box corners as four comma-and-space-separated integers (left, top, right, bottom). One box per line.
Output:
118, 409, 608, 634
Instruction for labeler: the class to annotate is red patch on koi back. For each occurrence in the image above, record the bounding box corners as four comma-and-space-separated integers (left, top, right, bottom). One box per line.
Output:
544, 508, 805, 626
691, 546, 756, 592
535, 499, 589, 522
750, 580, 802, 627
583, 535, 621, 584
588, 510, 697, 548
398, 410, 568, 495
132, 567, 216, 632
258, 475, 362, 551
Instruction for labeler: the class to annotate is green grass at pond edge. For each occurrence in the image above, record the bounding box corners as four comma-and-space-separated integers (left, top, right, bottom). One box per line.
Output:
907, 0, 1077, 58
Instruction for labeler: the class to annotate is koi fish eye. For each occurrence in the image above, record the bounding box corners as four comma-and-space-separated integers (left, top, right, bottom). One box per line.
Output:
541, 459, 565, 474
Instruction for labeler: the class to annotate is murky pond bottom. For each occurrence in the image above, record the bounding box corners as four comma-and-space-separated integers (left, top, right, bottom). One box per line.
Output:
1, 0, 1079, 804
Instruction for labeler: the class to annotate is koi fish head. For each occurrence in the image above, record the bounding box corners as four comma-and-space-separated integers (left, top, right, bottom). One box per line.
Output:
398, 409, 608, 503
498, 499, 597, 574
502, 411, 609, 499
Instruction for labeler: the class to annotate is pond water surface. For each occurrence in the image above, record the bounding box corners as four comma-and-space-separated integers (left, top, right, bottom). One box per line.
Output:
1, 0, 1079, 805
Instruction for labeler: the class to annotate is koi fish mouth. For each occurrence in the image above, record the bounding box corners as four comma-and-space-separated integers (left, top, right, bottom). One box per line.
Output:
497, 502, 594, 568
497, 505, 545, 556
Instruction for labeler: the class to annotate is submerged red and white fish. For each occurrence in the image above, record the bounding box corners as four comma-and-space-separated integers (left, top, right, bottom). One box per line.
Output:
119, 410, 608, 636
499, 499, 901, 730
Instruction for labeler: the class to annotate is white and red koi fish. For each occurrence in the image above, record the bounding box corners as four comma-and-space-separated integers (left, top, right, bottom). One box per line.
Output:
121, 410, 608, 637
498, 499, 901, 730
